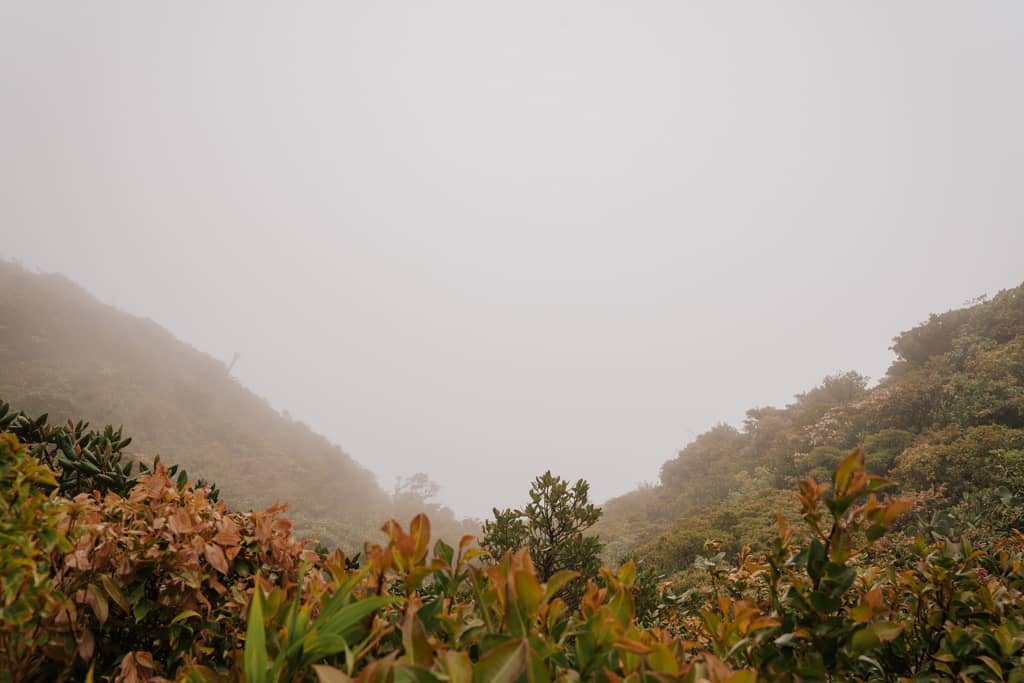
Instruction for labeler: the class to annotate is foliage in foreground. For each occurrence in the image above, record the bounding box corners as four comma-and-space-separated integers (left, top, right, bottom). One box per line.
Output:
5, 400, 1024, 682
482, 472, 603, 607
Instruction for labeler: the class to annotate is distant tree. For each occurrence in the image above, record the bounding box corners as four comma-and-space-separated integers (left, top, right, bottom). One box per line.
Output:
789, 371, 870, 418
482, 471, 603, 607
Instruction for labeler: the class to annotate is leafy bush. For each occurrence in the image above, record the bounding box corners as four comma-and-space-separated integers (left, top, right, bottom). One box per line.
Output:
8, 396, 1024, 682
0, 432, 72, 681
482, 471, 603, 608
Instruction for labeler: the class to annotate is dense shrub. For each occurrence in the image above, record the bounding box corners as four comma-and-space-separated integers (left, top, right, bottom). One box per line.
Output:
0, 432, 72, 681
482, 471, 603, 609
7, 396, 1024, 681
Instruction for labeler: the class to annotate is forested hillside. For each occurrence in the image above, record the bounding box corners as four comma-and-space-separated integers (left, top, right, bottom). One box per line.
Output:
0, 261, 476, 548
597, 282, 1024, 574
6, 270, 1024, 681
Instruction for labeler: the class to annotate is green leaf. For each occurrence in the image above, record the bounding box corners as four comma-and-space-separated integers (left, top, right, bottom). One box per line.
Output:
473, 637, 529, 683
434, 539, 454, 565
171, 610, 202, 625
872, 621, 904, 642
527, 650, 551, 683
514, 568, 543, 615
244, 586, 268, 683
809, 591, 841, 614
302, 596, 393, 666
543, 570, 580, 602
806, 539, 826, 583
133, 599, 154, 622
319, 595, 392, 639
646, 644, 679, 674
851, 621, 904, 653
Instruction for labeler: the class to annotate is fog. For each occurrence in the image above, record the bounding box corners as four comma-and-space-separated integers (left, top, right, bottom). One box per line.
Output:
2, 2, 1023, 517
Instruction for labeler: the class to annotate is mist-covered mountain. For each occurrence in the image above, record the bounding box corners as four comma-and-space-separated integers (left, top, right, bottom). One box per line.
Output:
0, 260, 476, 548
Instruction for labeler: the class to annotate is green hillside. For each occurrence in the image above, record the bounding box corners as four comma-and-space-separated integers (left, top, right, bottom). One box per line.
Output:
0, 260, 476, 549
597, 282, 1024, 574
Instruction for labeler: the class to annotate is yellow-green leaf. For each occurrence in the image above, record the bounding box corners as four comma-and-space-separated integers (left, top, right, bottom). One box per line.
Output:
100, 575, 129, 614
244, 586, 268, 683
473, 638, 528, 683
313, 665, 354, 683
442, 651, 472, 683
543, 570, 580, 602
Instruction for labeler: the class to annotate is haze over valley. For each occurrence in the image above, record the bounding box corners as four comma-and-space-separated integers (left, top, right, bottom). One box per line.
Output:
4, 3, 1023, 517
4, 5, 1024, 681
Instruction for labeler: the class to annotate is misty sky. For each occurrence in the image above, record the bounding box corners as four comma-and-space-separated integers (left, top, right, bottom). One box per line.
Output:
2, 2, 1023, 517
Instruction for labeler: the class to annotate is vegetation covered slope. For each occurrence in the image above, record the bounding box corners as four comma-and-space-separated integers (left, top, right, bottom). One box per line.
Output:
0, 261, 475, 549
5, 274, 1024, 680
597, 282, 1024, 572
5, 396, 1024, 682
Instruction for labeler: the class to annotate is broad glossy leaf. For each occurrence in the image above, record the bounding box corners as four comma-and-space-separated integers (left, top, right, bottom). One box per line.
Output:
473, 637, 528, 683
244, 587, 268, 683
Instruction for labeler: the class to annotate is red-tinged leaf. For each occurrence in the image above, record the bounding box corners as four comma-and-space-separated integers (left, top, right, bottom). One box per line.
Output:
86, 584, 109, 626
100, 575, 129, 614
78, 628, 95, 662
463, 547, 488, 562
134, 651, 155, 668
204, 542, 229, 575
850, 588, 889, 624
410, 514, 431, 563
978, 656, 1003, 680
401, 609, 434, 668
613, 637, 653, 655
834, 449, 864, 497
